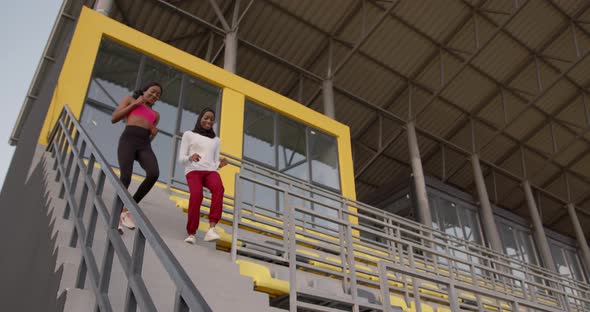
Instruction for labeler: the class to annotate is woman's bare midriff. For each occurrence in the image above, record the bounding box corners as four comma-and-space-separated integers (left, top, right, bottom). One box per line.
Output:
126, 114, 152, 129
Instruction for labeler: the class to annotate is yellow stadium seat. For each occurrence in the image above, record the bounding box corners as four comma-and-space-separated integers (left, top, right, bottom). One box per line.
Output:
235, 260, 290, 295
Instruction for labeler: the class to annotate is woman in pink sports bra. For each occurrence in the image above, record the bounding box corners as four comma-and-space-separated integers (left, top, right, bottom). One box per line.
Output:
111, 82, 162, 233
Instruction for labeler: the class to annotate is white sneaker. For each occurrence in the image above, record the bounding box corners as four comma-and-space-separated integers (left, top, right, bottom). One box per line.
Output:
120, 211, 136, 229
204, 227, 221, 242
117, 220, 124, 234
184, 235, 196, 244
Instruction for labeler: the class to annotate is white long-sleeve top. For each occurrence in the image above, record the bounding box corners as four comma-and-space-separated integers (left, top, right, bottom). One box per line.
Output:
178, 131, 221, 174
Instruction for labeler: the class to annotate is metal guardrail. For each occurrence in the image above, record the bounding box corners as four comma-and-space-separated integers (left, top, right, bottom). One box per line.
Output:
47, 105, 212, 312
229, 164, 590, 311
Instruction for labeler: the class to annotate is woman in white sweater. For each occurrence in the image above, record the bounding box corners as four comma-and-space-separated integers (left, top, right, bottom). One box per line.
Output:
178, 107, 228, 244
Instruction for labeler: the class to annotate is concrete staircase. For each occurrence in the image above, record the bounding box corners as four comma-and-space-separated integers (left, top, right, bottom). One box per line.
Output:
43, 150, 284, 311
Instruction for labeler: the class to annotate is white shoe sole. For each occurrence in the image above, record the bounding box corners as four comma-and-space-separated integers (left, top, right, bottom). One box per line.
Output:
204, 234, 221, 242
184, 238, 196, 244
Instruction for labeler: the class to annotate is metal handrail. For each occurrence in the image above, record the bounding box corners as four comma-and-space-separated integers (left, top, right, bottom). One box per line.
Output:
230, 169, 590, 311
224, 155, 590, 292
48, 105, 212, 312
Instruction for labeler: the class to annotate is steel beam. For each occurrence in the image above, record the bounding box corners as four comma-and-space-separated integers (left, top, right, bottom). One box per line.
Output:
94, 0, 113, 16
523, 181, 557, 272
567, 203, 590, 273
472, 154, 503, 253
407, 121, 432, 226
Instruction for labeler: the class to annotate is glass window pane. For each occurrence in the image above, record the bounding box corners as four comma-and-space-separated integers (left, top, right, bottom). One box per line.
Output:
517, 230, 537, 265
80, 103, 124, 166
179, 77, 221, 134
138, 58, 182, 134
87, 39, 142, 108
498, 222, 518, 258
309, 129, 340, 190
277, 115, 308, 181
243, 101, 276, 167
459, 207, 481, 244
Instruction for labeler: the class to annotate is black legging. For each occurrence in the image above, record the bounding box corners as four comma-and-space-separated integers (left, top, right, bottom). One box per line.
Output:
117, 125, 160, 203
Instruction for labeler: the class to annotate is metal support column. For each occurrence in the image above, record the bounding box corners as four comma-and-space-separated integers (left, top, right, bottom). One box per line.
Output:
567, 203, 590, 273
407, 121, 432, 226
322, 79, 336, 119
224, 30, 238, 73
523, 181, 556, 272
471, 154, 503, 253
93, 0, 113, 16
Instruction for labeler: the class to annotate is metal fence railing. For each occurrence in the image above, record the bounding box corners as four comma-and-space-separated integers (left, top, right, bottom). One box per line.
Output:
48, 105, 212, 312
229, 162, 590, 312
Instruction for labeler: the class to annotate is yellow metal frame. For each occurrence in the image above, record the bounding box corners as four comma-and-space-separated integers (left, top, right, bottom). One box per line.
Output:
39, 6, 356, 202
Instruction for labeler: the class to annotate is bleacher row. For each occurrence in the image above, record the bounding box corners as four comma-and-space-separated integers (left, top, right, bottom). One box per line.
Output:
166, 166, 590, 312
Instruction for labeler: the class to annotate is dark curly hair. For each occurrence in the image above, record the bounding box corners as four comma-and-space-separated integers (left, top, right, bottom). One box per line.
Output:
132, 81, 163, 99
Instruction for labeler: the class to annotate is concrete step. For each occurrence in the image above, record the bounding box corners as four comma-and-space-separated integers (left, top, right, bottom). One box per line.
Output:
57, 288, 95, 312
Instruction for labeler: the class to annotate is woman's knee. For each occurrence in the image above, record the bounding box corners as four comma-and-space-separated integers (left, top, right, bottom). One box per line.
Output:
211, 182, 225, 195
120, 173, 132, 187
146, 168, 160, 183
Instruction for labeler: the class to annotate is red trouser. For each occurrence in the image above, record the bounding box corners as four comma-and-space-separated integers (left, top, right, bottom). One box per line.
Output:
185, 171, 225, 235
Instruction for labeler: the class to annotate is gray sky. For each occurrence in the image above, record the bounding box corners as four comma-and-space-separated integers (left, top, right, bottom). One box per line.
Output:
0, 0, 62, 188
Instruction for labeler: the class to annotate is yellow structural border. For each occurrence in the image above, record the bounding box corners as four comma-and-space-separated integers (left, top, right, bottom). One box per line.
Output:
39, 6, 356, 202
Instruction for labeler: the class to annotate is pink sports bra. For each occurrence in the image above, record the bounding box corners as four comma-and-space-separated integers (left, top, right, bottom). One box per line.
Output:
127, 103, 157, 126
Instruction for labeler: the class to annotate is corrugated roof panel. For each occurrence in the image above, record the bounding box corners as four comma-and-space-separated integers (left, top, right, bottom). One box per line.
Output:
359, 155, 407, 187
416, 100, 464, 137
332, 92, 377, 135
554, 140, 588, 166
449, 123, 473, 152
423, 145, 444, 180
269, 0, 356, 33
449, 164, 474, 190
335, 54, 404, 106
337, 1, 383, 46
237, 46, 300, 98
499, 148, 524, 178
545, 174, 569, 200
356, 182, 377, 200
526, 123, 554, 156
357, 118, 402, 151
523, 148, 552, 180
553, 122, 577, 151
569, 175, 590, 202
551, 0, 587, 16
535, 76, 577, 116
530, 163, 560, 188
571, 152, 590, 177
387, 87, 432, 123
243, 10, 325, 69
442, 67, 496, 112
505, 108, 545, 140
494, 172, 521, 202
393, 0, 470, 43
564, 51, 590, 86
506, 1, 566, 49
542, 26, 580, 67
361, 17, 436, 77
557, 95, 590, 129
480, 135, 516, 164
508, 62, 540, 98
472, 33, 529, 82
